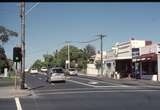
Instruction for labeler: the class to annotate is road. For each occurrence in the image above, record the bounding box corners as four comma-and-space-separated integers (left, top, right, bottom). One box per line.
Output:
1, 73, 160, 110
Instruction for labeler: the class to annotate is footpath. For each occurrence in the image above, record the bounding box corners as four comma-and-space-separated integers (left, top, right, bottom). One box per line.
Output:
0, 75, 31, 99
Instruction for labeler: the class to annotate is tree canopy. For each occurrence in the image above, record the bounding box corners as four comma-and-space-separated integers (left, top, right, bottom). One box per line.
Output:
0, 25, 18, 44
0, 25, 18, 73
31, 44, 96, 71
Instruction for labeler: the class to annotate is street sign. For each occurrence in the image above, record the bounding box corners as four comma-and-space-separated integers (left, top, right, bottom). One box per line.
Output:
132, 48, 140, 58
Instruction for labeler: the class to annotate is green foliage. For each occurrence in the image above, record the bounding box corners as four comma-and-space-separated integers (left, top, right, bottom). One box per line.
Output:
0, 25, 18, 73
32, 44, 96, 71
0, 46, 8, 73
95, 60, 101, 70
32, 59, 43, 70
0, 25, 18, 44
83, 44, 96, 59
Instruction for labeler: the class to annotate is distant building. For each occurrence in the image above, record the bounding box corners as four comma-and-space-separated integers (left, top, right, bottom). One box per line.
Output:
86, 39, 160, 81
87, 51, 107, 76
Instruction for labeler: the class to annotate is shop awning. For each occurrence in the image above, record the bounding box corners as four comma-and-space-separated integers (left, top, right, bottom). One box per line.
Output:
133, 53, 157, 62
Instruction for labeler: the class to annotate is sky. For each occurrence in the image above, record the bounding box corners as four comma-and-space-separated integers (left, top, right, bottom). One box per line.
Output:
1, 2, 160, 68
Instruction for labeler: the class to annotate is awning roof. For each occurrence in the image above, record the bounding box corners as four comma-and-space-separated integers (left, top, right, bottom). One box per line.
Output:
133, 53, 157, 62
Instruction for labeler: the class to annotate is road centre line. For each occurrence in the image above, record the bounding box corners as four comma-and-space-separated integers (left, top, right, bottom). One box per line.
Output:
15, 97, 22, 110
36, 89, 160, 96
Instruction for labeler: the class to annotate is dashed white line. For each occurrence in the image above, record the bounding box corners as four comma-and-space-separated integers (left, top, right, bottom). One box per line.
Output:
15, 97, 22, 110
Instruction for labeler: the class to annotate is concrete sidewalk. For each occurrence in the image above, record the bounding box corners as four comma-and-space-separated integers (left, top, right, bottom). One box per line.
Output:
0, 77, 32, 98
0, 86, 31, 98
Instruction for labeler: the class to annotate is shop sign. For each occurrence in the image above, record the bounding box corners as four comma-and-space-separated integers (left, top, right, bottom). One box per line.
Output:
132, 48, 139, 58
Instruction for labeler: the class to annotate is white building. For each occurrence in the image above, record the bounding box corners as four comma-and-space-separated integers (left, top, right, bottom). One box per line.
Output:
104, 39, 146, 78
87, 51, 107, 76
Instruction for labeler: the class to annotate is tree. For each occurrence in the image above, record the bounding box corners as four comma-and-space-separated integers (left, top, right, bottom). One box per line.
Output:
0, 25, 18, 73
31, 44, 96, 71
32, 59, 43, 71
95, 60, 101, 70
0, 46, 8, 73
84, 44, 96, 59
0, 25, 18, 45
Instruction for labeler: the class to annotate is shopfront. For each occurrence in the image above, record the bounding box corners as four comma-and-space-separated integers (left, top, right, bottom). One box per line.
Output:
132, 44, 160, 81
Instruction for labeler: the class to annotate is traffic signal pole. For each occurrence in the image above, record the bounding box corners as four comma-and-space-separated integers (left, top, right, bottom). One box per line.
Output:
68, 42, 70, 69
20, 2, 25, 89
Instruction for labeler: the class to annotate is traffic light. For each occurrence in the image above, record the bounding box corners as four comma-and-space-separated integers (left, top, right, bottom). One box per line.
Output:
13, 47, 22, 62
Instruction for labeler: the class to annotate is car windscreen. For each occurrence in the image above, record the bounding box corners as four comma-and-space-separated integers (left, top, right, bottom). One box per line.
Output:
52, 69, 64, 73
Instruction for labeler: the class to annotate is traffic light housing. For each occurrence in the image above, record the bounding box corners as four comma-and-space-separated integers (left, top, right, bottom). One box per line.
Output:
13, 47, 22, 62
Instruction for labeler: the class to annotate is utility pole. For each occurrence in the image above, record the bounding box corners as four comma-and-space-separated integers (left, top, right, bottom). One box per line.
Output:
65, 41, 70, 69
97, 34, 106, 77
20, 1, 25, 89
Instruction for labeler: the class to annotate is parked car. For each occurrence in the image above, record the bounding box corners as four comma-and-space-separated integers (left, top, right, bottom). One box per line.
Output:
30, 68, 38, 74
41, 67, 47, 72
25, 68, 29, 73
67, 68, 78, 76
46, 67, 66, 83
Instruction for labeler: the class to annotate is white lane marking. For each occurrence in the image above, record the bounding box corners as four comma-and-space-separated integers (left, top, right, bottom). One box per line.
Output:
34, 86, 143, 93
75, 77, 124, 86
88, 81, 98, 85
51, 83, 55, 86
94, 85, 129, 88
36, 89, 160, 96
38, 78, 42, 80
68, 79, 130, 88
67, 80, 96, 87
15, 97, 22, 110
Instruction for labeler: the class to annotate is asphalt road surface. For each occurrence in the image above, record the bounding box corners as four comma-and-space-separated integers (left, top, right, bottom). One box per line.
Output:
1, 73, 160, 110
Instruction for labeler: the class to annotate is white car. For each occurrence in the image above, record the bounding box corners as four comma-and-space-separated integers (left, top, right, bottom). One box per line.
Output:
41, 67, 47, 72
25, 68, 29, 73
30, 68, 38, 74
68, 68, 78, 76
46, 67, 66, 83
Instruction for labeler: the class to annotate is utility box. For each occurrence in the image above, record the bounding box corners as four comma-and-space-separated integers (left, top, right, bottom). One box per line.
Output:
4, 68, 8, 77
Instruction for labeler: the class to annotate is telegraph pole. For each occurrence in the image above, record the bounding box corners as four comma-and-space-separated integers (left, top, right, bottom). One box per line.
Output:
66, 41, 70, 69
20, 1, 25, 89
97, 34, 106, 76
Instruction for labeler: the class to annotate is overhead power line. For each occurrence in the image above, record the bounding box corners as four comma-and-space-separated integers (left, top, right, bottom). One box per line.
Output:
25, 3, 39, 16
74, 38, 100, 44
